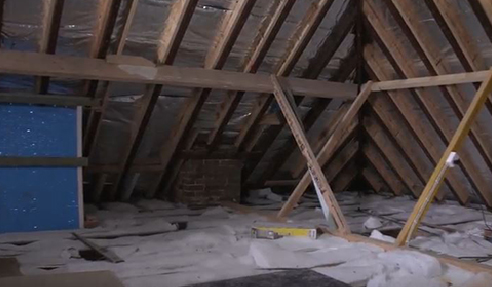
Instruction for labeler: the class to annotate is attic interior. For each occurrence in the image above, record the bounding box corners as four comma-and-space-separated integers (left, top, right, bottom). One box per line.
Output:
2, 0, 492, 286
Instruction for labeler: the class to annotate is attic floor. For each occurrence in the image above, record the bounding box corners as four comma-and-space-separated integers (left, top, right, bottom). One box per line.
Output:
0, 192, 492, 287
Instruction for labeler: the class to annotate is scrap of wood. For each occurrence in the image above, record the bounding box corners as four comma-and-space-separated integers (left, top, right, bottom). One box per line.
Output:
72, 232, 124, 263
0, 157, 87, 167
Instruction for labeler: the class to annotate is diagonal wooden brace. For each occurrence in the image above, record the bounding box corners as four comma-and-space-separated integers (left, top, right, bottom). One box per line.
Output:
395, 69, 492, 246
277, 81, 374, 220
270, 75, 352, 234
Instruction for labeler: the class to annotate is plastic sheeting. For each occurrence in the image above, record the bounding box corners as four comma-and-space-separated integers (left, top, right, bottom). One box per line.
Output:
7, 0, 492, 199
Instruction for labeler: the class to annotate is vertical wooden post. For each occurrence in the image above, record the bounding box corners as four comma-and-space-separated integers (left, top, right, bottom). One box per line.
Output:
270, 75, 350, 234
395, 69, 492, 246
277, 81, 374, 218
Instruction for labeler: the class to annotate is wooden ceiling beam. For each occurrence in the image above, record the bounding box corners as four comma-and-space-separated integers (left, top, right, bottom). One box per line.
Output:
364, 43, 469, 204
385, 0, 492, 199
35, 0, 64, 94
110, 0, 199, 200
147, 0, 257, 198
0, 93, 100, 106
0, 50, 357, 98
206, 0, 296, 151
233, 0, 335, 152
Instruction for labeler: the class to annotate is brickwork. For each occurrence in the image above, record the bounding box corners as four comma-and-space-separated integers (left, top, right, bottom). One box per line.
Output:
174, 159, 242, 204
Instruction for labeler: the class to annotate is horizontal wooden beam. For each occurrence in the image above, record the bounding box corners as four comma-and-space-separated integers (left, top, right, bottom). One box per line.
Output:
0, 51, 357, 100
0, 93, 100, 106
0, 157, 88, 167
372, 70, 490, 91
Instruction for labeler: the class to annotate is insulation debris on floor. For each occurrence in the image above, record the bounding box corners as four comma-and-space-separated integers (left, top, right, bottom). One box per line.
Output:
1, 192, 492, 287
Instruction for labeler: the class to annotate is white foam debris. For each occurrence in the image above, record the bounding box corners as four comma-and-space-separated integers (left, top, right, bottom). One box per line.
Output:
376, 250, 443, 278
365, 216, 384, 229
370, 230, 396, 243
247, 188, 283, 202
2, 193, 492, 287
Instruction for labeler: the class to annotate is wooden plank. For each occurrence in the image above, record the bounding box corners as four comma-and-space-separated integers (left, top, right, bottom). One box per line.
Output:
277, 82, 373, 218
0, 50, 357, 99
206, 0, 296, 150
366, 46, 468, 202
368, 91, 452, 200
385, 0, 492, 176
147, 0, 258, 198
73, 232, 124, 263
0, 157, 88, 167
395, 70, 492, 246
365, 116, 424, 197
364, 143, 407, 196
0, 271, 125, 287
271, 75, 349, 233
0, 0, 4, 49
92, 173, 108, 202
468, 0, 492, 43
331, 161, 358, 193
115, 0, 139, 55
426, 0, 487, 71
371, 70, 490, 91
362, 165, 387, 193
233, 0, 336, 151
83, 0, 141, 161
324, 139, 358, 183
0, 93, 100, 106
35, 0, 64, 94
365, 6, 476, 203
84, 0, 122, 97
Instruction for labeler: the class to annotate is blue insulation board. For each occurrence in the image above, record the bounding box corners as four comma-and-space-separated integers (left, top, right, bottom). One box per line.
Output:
0, 104, 80, 233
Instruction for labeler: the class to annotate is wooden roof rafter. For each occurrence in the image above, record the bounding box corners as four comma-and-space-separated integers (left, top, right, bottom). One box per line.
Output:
205, 0, 297, 152
240, 1, 357, 184
365, 0, 492, 205
381, 0, 492, 202
35, 0, 64, 94
363, 42, 468, 203
363, 115, 424, 197
147, 0, 258, 199
110, 0, 200, 201
233, 0, 336, 152
388, 0, 492, 175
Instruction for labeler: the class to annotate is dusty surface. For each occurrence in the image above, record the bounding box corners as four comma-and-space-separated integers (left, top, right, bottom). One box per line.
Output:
0, 192, 492, 286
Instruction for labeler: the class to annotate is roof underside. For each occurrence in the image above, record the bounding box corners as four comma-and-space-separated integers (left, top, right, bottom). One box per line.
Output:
2, 0, 492, 207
